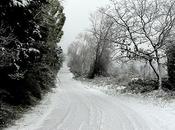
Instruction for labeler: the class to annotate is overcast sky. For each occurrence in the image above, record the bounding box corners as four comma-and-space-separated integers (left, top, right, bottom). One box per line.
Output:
60, 0, 109, 53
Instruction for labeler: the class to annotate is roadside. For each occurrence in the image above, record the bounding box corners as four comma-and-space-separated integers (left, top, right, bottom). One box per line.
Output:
5, 66, 175, 130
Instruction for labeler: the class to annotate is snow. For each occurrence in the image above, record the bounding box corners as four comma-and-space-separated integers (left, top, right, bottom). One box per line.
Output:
28, 48, 40, 54
5, 64, 175, 130
13, 0, 31, 7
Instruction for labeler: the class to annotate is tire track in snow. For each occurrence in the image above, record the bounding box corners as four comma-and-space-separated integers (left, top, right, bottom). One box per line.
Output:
5, 65, 175, 130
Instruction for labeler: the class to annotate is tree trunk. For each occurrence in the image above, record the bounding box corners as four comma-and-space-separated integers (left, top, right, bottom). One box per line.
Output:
166, 43, 175, 90
87, 65, 95, 79
149, 60, 159, 79
157, 62, 162, 90
87, 41, 100, 79
148, 59, 162, 90
87, 59, 97, 79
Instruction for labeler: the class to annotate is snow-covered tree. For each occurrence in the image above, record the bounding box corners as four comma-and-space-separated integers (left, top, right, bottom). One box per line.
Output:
0, 0, 65, 106
102, 0, 175, 90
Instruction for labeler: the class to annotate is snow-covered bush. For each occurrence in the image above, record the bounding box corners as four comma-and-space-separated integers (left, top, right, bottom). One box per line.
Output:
126, 78, 173, 94
127, 79, 159, 94
0, 0, 65, 128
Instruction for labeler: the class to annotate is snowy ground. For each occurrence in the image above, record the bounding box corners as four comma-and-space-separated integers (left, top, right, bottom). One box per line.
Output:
5, 65, 175, 130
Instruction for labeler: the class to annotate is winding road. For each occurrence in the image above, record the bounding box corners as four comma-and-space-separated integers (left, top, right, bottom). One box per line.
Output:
6, 65, 175, 130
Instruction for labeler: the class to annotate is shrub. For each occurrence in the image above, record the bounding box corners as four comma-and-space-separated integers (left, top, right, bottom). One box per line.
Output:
126, 78, 174, 94
126, 79, 159, 93
0, 0, 65, 128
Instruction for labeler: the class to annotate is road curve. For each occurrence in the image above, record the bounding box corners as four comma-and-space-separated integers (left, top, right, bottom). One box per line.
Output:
6, 66, 172, 130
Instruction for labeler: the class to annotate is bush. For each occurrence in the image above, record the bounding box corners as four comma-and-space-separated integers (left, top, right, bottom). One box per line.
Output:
0, 102, 25, 129
161, 78, 175, 91
126, 78, 175, 94
126, 79, 159, 93
0, 104, 15, 128
0, 0, 65, 128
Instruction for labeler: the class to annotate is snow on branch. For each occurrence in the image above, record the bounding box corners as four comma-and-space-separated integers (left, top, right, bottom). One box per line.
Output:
12, 0, 32, 7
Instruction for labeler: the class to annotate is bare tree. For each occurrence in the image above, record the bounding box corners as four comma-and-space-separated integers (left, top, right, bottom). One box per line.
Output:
67, 33, 95, 77
68, 11, 114, 78
101, 0, 175, 90
87, 10, 114, 78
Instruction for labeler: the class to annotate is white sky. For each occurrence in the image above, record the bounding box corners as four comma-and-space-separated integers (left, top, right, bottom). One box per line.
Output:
60, 0, 109, 53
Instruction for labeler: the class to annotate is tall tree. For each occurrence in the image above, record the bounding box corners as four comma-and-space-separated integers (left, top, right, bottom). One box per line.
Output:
102, 0, 175, 90
0, 0, 65, 105
68, 33, 95, 77
38, 0, 66, 70
87, 10, 113, 79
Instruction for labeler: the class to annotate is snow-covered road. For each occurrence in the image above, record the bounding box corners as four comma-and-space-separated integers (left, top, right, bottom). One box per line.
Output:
6, 66, 175, 130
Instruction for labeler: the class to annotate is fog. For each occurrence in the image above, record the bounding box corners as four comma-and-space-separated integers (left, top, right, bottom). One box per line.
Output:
60, 0, 109, 53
